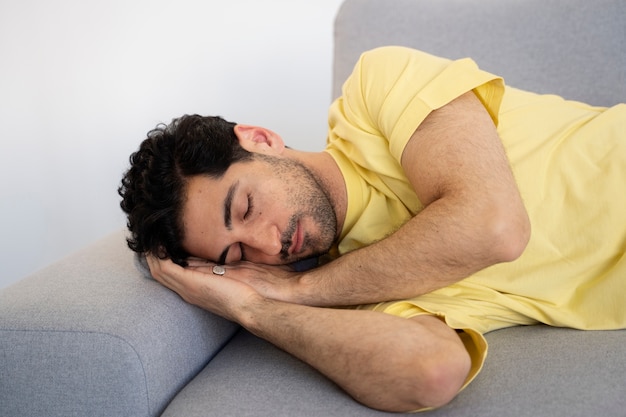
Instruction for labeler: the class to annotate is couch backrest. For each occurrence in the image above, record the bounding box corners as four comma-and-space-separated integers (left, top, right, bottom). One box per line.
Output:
333, 0, 625, 106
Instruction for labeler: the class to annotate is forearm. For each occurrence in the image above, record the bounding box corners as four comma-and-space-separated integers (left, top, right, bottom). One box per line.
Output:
239, 297, 470, 412
295, 191, 529, 307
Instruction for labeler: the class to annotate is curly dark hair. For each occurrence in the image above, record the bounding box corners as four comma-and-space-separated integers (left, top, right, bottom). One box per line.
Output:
118, 114, 253, 266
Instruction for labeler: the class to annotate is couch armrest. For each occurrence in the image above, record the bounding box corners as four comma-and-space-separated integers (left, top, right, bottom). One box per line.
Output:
0, 230, 239, 417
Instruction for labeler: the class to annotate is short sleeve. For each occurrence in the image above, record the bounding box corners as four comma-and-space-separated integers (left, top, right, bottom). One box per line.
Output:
330, 46, 505, 162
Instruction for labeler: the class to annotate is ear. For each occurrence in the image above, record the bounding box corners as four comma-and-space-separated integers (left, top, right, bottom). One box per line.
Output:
234, 125, 285, 155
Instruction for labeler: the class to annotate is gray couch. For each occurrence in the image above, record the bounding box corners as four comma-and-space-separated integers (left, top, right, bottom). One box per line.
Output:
2, 1, 625, 416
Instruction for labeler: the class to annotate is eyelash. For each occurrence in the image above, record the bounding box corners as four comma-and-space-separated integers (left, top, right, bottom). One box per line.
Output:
244, 194, 254, 220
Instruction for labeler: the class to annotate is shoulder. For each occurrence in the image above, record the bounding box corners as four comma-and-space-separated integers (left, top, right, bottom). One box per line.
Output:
353, 46, 453, 83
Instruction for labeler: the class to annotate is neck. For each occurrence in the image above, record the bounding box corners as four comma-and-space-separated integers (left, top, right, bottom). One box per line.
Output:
284, 148, 347, 239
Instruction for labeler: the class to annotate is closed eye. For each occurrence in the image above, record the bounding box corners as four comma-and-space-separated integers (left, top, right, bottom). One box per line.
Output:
244, 194, 254, 220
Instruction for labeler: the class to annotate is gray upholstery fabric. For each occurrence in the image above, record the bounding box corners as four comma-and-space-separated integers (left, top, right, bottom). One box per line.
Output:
0, 230, 238, 417
429, 327, 626, 417
333, 0, 626, 106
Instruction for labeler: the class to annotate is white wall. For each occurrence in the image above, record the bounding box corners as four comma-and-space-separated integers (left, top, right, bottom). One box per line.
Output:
0, 0, 345, 288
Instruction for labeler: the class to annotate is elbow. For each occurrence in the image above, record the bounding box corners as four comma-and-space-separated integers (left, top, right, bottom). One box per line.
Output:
487, 205, 531, 263
367, 340, 471, 412
411, 351, 471, 411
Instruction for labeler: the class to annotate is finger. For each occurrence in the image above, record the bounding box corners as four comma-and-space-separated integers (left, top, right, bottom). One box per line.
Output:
146, 255, 171, 286
188, 265, 221, 275
146, 255, 188, 291
145, 254, 161, 278
186, 257, 214, 267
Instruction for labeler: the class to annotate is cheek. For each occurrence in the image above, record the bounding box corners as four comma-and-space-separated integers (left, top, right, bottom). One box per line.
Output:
257, 183, 288, 212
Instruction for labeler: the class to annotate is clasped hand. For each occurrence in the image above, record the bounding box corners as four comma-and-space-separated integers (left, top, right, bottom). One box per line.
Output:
146, 255, 301, 321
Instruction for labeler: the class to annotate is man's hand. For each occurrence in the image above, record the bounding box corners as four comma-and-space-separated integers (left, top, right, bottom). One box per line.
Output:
146, 255, 264, 322
186, 258, 304, 304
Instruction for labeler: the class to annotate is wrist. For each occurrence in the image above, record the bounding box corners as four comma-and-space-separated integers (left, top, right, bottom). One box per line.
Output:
295, 268, 340, 307
236, 294, 272, 331
292, 270, 315, 305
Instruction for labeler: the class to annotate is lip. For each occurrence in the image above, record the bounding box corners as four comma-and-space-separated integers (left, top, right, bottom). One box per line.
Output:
290, 220, 303, 255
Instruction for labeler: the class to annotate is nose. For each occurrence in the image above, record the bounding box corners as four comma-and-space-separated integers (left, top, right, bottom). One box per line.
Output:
241, 221, 282, 261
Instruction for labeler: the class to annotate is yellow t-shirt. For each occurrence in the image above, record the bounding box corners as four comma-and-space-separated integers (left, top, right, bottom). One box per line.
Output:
325, 46, 626, 390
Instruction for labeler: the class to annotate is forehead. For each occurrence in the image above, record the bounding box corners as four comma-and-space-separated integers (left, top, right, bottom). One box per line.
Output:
184, 174, 223, 212
182, 159, 254, 221
182, 157, 263, 220
181, 174, 225, 260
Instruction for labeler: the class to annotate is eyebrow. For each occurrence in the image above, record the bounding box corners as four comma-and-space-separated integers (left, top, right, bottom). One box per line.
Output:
219, 180, 239, 264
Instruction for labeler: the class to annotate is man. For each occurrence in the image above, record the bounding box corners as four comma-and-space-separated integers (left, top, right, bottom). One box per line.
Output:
119, 46, 626, 412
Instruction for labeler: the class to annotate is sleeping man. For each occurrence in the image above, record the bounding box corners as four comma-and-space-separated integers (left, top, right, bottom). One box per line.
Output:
119, 46, 626, 412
